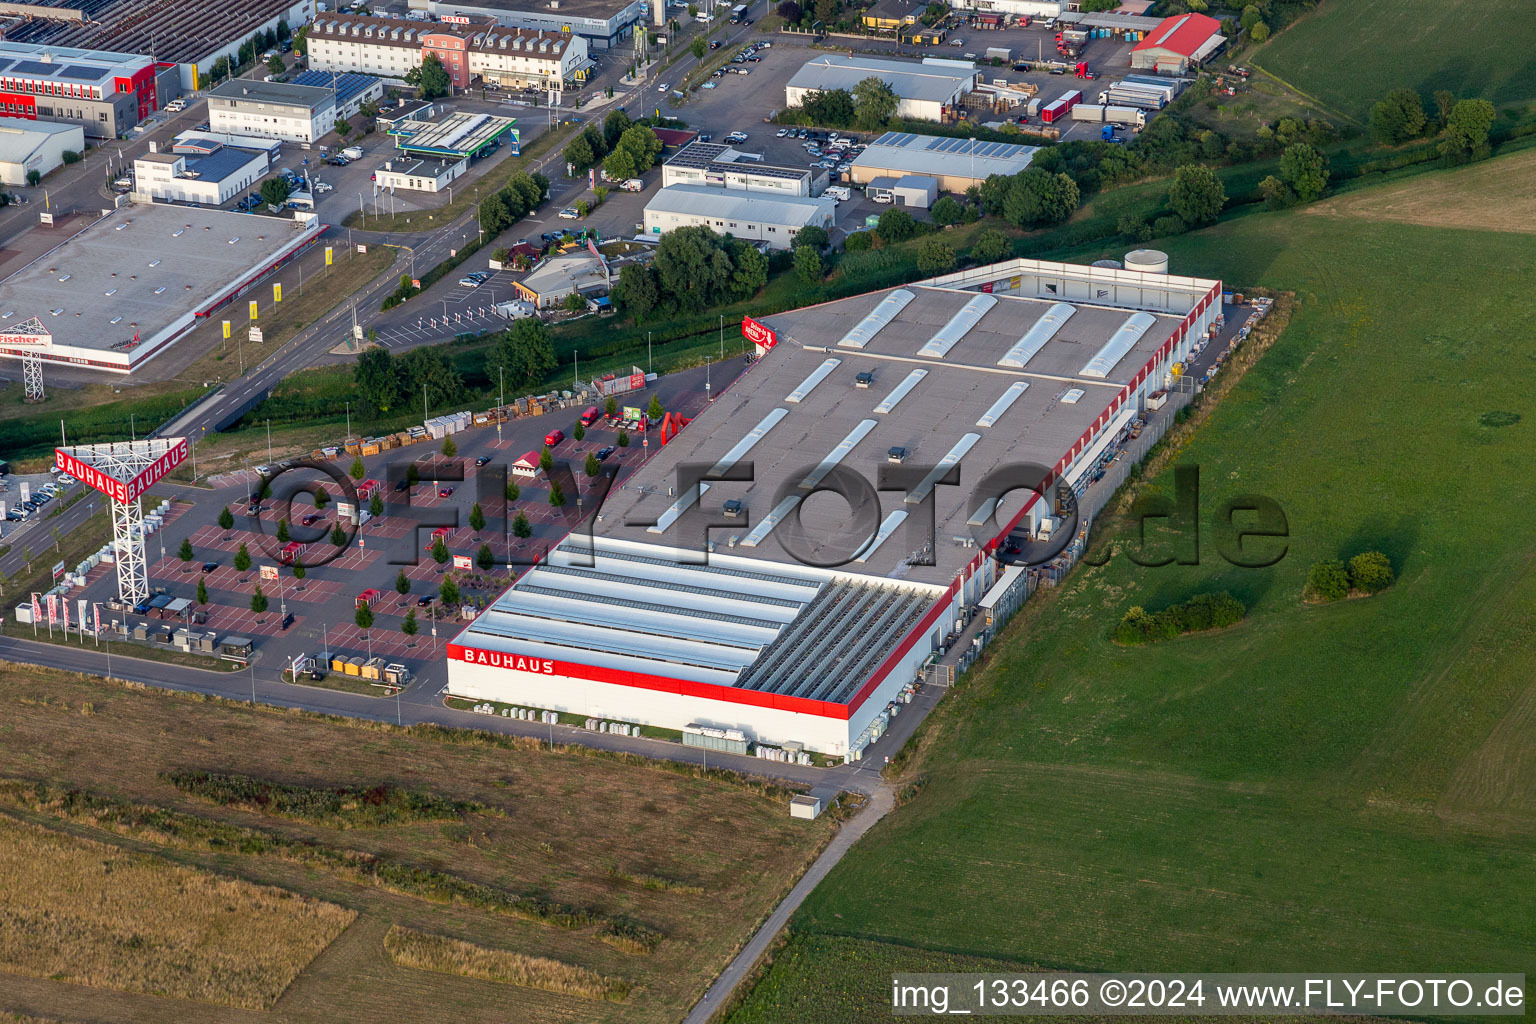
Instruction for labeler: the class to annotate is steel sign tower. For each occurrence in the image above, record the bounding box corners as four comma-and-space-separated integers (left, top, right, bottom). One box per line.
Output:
0, 316, 50, 402
55, 438, 188, 604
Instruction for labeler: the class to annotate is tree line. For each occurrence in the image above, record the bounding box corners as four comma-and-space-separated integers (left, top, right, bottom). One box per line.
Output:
352, 318, 556, 418
563, 110, 664, 182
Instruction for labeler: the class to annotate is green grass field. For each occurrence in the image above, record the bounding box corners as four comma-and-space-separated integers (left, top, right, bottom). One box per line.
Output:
727, 162, 1536, 1021
1255, 0, 1536, 119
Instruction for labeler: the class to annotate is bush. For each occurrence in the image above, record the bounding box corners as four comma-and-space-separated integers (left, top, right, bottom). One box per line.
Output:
1114, 592, 1244, 645
1347, 551, 1394, 594
843, 230, 873, 252
1304, 559, 1349, 603
1151, 213, 1188, 237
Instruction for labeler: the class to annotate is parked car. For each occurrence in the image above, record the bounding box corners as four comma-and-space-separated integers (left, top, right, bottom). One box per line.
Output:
417, 595, 434, 607
544, 428, 566, 446
438, 486, 455, 498
595, 445, 616, 461
558, 207, 580, 219
475, 455, 492, 466
301, 513, 321, 526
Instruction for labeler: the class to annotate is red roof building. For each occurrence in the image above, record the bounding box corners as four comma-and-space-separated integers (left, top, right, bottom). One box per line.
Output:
1130, 13, 1225, 73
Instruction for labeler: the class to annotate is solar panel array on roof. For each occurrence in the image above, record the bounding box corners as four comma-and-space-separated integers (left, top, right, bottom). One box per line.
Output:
870, 130, 1032, 161
0, 60, 12, 73
56, 65, 103, 81
1081, 311, 1157, 378
839, 288, 914, 349
917, 293, 996, 359
998, 301, 1075, 369
10, 60, 55, 75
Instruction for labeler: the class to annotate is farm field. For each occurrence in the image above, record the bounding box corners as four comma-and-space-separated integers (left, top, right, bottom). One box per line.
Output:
0, 815, 352, 1009
1305, 145, 1536, 233
729, 191, 1536, 1018
1254, 0, 1536, 119
0, 665, 834, 1024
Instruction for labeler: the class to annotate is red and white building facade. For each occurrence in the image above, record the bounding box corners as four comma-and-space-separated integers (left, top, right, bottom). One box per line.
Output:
447, 257, 1223, 759
0, 40, 178, 138
305, 13, 587, 94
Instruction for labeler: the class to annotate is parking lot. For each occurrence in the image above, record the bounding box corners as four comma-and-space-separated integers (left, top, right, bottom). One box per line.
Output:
40, 363, 722, 698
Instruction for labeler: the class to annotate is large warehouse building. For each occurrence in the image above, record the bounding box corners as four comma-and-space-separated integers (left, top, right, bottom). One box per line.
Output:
849, 131, 1036, 193
1130, 12, 1224, 73
786, 54, 976, 122
0, 204, 323, 374
447, 257, 1223, 758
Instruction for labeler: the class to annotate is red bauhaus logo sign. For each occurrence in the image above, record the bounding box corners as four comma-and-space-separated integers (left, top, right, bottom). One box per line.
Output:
55, 439, 187, 504
742, 316, 777, 350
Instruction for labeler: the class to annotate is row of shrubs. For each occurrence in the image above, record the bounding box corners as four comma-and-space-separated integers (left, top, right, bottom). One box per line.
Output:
1115, 592, 1246, 645
0, 778, 661, 951
163, 769, 486, 829
1304, 551, 1395, 603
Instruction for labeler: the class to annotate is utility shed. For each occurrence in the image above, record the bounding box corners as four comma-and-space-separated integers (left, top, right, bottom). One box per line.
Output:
893, 174, 938, 208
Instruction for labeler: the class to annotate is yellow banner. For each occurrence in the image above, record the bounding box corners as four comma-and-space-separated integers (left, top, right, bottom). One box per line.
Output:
324, 246, 333, 266
273, 283, 282, 303
221, 320, 230, 339
249, 301, 258, 321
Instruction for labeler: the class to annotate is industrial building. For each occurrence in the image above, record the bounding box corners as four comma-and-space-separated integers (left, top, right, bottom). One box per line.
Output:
305, 13, 590, 92
404, 0, 648, 52
661, 141, 821, 198
132, 143, 270, 205
1130, 12, 1225, 73
643, 185, 835, 248
0, 120, 84, 185
0, 40, 179, 138
387, 110, 518, 159
512, 252, 610, 309
374, 156, 466, 193
1, 0, 312, 93
447, 256, 1223, 758
287, 70, 386, 120
0, 204, 323, 374
786, 54, 976, 123
207, 79, 343, 144
946, 0, 1061, 18
850, 131, 1036, 193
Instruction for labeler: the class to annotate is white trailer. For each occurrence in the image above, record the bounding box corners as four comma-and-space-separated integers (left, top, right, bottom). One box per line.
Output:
1100, 87, 1166, 110
1103, 105, 1147, 127
1071, 103, 1106, 123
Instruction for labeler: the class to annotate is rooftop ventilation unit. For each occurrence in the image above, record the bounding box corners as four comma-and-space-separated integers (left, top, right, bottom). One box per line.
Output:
917, 293, 996, 359
854, 370, 874, 388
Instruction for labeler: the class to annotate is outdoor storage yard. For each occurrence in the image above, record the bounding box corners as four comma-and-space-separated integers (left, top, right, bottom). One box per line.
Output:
0, 661, 836, 1024
723, 152, 1536, 1022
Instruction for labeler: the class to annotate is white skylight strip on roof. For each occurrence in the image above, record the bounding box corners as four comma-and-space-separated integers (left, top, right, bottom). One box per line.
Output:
874, 368, 927, 414
976, 381, 1030, 428
798, 418, 878, 489
838, 288, 915, 349
854, 509, 909, 563
739, 494, 802, 548
917, 293, 997, 359
905, 432, 981, 505
998, 301, 1076, 368
709, 406, 789, 477
1081, 311, 1158, 379
645, 482, 711, 534
785, 357, 841, 403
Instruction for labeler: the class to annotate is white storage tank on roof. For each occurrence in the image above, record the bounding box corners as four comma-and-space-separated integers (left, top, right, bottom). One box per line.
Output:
1092, 258, 1123, 269
1124, 249, 1169, 274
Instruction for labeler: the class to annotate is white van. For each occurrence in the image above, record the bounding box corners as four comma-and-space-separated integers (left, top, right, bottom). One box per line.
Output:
823, 185, 851, 202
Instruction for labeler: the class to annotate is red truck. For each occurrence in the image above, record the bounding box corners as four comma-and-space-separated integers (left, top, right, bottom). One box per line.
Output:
544, 428, 565, 446
579, 406, 601, 427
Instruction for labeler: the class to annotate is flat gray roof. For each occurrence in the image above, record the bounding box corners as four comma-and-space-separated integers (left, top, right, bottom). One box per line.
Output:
854, 131, 1037, 180
645, 184, 833, 225
208, 79, 334, 112
787, 54, 974, 104
0, 204, 316, 356
425, 0, 643, 23
596, 282, 1182, 586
